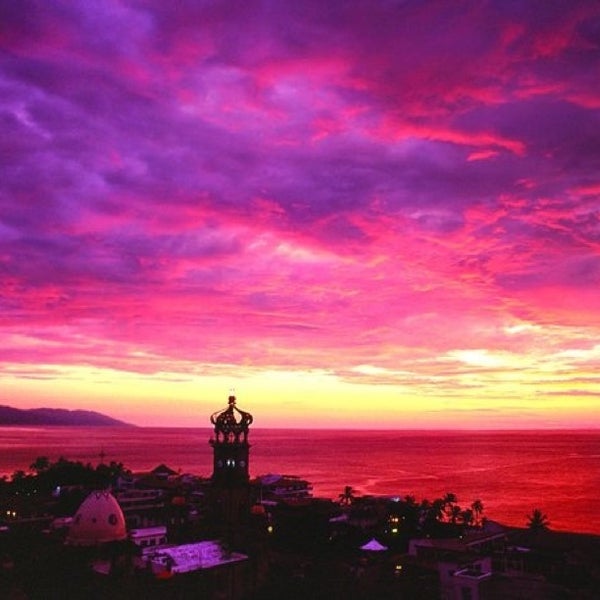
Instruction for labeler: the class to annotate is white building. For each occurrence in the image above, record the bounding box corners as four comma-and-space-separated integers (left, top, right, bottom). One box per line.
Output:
148, 540, 247, 578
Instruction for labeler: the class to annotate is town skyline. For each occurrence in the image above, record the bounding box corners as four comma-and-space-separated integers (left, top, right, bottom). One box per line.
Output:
2, 1, 599, 428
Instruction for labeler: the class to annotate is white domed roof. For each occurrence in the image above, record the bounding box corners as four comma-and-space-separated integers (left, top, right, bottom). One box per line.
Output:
66, 490, 126, 546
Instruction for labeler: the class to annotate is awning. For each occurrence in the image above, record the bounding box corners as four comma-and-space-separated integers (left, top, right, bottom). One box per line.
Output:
360, 538, 388, 552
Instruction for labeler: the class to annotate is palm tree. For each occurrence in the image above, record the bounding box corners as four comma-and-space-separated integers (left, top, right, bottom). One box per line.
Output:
442, 492, 457, 522
527, 508, 550, 531
29, 456, 51, 474
418, 499, 431, 527
338, 485, 356, 506
402, 495, 420, 532
471, 499, 484, 527
443, 492, 457, 506
431, 498, 445, 522
461, 508, 474, 527
449, 504, 462, 525
404, 494, 417, 507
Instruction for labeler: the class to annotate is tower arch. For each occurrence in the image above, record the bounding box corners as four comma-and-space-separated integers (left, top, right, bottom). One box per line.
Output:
209, 394, 253, 486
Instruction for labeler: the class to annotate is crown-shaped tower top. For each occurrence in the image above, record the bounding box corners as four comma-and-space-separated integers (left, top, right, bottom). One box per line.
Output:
210, 394, 253, 444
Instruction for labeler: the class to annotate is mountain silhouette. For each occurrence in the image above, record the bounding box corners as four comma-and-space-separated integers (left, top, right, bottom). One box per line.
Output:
0, 405, 132, 427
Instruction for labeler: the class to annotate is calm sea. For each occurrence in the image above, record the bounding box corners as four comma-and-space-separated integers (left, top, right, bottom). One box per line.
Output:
1, 427, 599, 535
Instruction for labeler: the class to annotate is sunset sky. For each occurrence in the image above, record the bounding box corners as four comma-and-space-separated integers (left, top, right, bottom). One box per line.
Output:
1, 1, 599, 428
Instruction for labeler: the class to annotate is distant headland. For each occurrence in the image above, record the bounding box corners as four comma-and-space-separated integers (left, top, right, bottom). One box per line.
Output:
0, 405, 133, 427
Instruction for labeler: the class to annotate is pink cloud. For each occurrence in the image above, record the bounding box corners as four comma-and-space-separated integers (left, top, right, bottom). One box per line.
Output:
1, 0, 599, 425
467, 150, 500, 162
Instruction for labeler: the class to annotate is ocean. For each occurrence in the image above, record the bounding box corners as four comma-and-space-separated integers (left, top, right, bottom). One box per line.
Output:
1, 427, 599, 535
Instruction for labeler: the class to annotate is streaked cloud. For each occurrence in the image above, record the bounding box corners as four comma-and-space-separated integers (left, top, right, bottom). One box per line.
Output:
1, 0, 599, 427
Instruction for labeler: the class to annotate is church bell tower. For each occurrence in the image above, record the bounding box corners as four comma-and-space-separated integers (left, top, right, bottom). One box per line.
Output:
209, 394, 253, 540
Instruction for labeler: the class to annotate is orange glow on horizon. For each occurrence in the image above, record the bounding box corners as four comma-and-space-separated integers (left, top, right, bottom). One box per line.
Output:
4, 363, 599, 430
